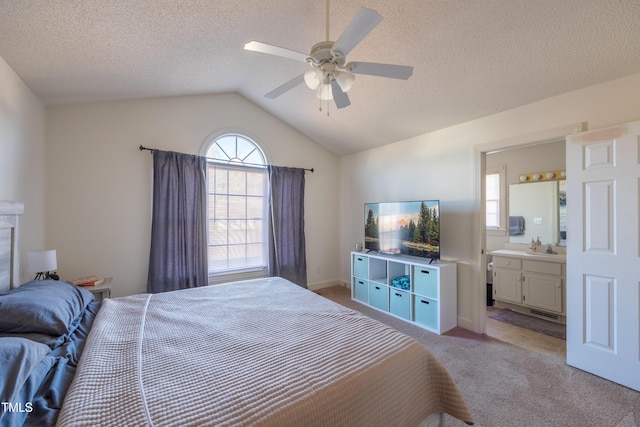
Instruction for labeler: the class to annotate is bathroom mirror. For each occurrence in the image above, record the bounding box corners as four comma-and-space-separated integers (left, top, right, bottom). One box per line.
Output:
508, 180, 566, 247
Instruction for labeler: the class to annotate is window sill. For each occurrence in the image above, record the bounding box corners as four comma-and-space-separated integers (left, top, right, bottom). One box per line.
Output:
208, 268, 269, 285
486, 228, 507, 237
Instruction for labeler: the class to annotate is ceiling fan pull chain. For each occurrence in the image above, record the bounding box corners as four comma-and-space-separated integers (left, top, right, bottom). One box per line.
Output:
319, 97, 330, 117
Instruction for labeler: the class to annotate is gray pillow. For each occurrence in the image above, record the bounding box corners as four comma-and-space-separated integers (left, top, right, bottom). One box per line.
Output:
0, 280, 94, 336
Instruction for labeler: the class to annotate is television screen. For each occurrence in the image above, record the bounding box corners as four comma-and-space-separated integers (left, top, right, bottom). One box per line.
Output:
364, 200, 440, 260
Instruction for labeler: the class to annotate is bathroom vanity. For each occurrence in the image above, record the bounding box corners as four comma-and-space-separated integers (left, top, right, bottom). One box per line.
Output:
490, 249, 566, 324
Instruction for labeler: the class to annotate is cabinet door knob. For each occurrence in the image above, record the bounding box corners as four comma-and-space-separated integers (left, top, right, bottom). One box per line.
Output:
395, 292, 402, 297
420, 299, 430, 304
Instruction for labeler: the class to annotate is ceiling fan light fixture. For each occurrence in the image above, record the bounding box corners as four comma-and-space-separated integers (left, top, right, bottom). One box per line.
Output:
304, 68, 322, 90
336, 70, 355, 92
246, 3, 413, 111
316, 83, 333, 100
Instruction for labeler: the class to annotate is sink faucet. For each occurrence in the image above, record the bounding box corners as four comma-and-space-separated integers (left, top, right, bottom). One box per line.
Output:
545, 244, 557, 254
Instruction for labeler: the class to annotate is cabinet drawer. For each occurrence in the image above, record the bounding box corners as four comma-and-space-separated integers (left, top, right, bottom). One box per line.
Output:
523, 259, 562, 276
414, 296, 438, 329
353, 278, 369, 303
492, 256, 521, 270
368, 283, 389, 311
413, 266, 438, 297
390, 289, 411, 320
353, 255, 369, 278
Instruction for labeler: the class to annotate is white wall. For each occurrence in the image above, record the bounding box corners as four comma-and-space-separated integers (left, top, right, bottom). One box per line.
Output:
46, 93, 340, 297
0, 56, 46, 282
339, 73, 640, 331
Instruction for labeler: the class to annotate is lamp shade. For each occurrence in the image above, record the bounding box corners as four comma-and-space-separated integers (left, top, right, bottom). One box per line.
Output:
304, 69, 322, 90
316, 83, 333, 100
26, 250, 57, 273
336, 71, 355, 92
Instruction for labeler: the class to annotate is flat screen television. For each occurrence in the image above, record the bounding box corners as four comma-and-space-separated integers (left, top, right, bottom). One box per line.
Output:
364, 200, 440, 261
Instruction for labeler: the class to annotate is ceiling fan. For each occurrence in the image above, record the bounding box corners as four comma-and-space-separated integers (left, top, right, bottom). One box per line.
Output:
243, 1, 414, 110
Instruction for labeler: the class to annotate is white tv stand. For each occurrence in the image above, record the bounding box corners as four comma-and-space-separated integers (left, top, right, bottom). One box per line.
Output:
350, 251, 457, 335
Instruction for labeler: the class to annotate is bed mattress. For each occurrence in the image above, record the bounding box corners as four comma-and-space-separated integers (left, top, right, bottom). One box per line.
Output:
58, 277, 473, 426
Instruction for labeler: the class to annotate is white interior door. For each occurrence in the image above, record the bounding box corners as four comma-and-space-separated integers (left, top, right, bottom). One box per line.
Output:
566, 121, 640, 391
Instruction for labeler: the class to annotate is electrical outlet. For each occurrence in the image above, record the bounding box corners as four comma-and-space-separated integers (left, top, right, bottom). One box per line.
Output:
533, 217, 543, 224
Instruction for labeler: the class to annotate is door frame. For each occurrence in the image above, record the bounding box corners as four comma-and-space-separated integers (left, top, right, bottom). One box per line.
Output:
471, 123, 585, 334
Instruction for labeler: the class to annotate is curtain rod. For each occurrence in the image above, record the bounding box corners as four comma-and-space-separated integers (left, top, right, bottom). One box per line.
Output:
139, 145, 314, 173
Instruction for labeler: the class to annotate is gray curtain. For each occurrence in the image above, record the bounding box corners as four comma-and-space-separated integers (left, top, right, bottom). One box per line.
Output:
147, 150, 208, 293
268, 166, 307, 288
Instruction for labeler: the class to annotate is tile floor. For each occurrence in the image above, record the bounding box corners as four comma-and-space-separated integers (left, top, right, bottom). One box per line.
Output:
485, 306, 566, 360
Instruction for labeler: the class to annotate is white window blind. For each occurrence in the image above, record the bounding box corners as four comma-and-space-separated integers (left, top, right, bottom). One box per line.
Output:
486, 172, 501, 229
206, 135, 268, 275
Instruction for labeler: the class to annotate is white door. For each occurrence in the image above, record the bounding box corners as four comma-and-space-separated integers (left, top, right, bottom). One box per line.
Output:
566, 121, 640, 391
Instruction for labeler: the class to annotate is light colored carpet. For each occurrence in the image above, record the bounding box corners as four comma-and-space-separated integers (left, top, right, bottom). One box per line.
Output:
315, 285, 640, 427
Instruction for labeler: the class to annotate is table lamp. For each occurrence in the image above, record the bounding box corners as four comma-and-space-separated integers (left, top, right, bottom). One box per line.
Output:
26, 249, 59, 280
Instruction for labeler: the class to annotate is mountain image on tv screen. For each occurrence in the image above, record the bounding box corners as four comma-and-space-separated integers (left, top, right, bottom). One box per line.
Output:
364, 200, 440, 259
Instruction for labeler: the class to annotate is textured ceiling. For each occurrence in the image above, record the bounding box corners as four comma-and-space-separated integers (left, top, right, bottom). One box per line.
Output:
1, 0, 640, 155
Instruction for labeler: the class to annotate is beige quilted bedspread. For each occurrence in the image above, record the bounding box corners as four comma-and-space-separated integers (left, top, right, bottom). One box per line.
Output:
57, 277, 473, 426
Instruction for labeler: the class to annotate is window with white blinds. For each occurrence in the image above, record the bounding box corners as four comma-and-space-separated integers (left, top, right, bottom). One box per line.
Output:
486, 172, 500, 228
205, 134, 268, 275
486, 165, 506, 231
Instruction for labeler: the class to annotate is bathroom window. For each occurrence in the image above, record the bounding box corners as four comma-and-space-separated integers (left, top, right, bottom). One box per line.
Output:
486, 165, 506, 231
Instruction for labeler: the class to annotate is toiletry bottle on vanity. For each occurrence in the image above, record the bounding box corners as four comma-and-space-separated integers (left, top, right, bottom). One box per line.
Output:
529, 238, 537, 252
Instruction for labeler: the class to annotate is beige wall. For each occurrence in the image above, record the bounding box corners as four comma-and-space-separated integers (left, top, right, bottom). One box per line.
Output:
339, 73, 640, 331
46, 93, 340, 296
0, 56, 46, 282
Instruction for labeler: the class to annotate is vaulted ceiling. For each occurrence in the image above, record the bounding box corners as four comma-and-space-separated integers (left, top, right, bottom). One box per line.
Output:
1, 0, 639, 155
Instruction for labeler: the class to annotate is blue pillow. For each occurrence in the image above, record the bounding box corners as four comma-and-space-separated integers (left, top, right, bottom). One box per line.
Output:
0, 281, 94, 336
0, 337, 51, 402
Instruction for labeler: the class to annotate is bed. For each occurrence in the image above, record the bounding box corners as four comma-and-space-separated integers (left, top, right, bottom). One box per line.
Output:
0, 201, 473, 426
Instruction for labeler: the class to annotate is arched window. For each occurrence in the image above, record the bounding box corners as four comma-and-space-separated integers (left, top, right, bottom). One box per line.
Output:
205, 134, 268, 279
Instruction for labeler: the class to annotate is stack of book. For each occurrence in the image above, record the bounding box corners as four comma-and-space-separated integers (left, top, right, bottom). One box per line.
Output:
71, 276, 104, 287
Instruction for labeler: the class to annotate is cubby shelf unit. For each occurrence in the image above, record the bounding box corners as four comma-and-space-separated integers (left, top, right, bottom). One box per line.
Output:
351, 251, 458, 335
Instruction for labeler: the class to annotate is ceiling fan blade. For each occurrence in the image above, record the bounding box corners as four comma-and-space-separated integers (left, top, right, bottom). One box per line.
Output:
330, 79, 351, 109
348, 62, 414, 80
265, 74, 305, 99
244, 41, 309, 63
331, 8, 383, 58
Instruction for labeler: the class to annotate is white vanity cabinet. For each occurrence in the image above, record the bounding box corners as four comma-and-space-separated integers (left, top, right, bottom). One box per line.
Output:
492, 256, 522, 304
521, 260, 563, 314
351, 251, 457, 334
490, 249, 566, 323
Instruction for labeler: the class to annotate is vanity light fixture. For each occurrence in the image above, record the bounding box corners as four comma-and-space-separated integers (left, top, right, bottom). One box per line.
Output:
519, 170, 566, 183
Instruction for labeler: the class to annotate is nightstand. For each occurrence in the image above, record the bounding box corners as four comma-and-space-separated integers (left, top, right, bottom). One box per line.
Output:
83, 277, 113, 302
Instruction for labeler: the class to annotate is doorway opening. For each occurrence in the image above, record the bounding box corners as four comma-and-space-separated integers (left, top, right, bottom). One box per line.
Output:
474, 124, 582, 360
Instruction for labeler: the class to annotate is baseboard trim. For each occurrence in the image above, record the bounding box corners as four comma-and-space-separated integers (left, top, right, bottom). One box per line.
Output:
307, 280, 346, 291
